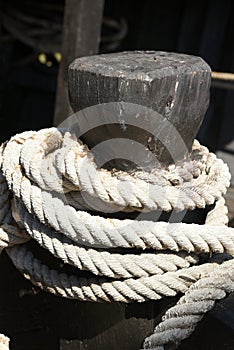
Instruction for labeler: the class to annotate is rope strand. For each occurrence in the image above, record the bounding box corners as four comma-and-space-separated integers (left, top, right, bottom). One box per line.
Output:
0, 127, 232, 349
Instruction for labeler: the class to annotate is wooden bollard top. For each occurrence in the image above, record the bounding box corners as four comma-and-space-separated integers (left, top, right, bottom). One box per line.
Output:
68, 51, 211, 169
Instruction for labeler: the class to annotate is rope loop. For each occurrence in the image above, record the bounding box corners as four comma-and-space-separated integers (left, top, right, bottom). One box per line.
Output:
0, 128, 232, 349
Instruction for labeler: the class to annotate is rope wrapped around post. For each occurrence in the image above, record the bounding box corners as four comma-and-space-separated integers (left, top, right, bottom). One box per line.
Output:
0, 127, 233, 349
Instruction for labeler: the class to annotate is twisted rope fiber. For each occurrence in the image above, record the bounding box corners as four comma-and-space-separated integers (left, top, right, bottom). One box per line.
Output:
0, 335, 9, 350
1, 130, 231, 251
0, 128, 232, 349
13, 199, 199, 279
143, 259, 234, 350
8, 199, 233, 304
4, 128, 230, 211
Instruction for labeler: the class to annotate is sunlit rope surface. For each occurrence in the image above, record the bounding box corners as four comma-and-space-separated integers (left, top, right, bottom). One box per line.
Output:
0, 127, 233, 350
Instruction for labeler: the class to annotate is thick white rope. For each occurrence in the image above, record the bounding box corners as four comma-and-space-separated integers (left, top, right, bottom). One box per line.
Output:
13, 200, 199, 279
143, 259, 234, 350
6, 197, 232, 303
6, 245, 219, 303
142, 195, 232, 349
1, 131, 232, 251
0, 128, 232, 349
0, 335, 9, 350
3, 129, 230, 212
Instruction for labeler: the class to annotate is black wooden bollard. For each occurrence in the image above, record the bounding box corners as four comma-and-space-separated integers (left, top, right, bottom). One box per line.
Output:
68, 51, 211, 167
57, 51, 211, 350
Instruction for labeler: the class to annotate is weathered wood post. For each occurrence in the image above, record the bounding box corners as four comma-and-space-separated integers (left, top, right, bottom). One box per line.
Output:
68, 51, 210, 168
55, 51, 211, 350
54, 0, 104, 125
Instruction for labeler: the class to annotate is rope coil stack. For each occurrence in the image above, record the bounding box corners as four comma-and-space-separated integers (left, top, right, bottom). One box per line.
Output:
0, 127, 233, 349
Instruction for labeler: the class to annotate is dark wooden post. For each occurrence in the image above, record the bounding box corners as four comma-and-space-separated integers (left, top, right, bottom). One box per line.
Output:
55, 51, 211, 350
68, 51, 211, 167
54, 0, 104, 126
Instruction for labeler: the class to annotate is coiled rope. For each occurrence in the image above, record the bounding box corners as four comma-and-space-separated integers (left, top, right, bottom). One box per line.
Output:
0, 127, 233, 349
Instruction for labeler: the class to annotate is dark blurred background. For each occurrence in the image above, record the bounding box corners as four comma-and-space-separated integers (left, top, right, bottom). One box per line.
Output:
0, 1, 234, 349
0, 0, 233, 198
0, 0, 233, 157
